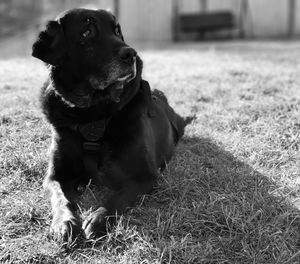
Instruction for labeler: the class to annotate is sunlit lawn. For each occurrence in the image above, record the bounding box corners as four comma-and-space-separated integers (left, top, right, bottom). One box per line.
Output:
1, 41, 300, 263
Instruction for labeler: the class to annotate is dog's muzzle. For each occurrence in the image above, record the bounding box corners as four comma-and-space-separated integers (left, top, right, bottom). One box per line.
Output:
87, 61, 137, 103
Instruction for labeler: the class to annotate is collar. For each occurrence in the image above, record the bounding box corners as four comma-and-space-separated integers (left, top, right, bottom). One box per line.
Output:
71, 80, 154, 142
51, 80, 154, 142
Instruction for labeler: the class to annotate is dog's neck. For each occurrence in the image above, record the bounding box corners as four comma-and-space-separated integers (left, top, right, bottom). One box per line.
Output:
46, 57, 151, 141
49, 56, 143, 112
46, 79, 154, 143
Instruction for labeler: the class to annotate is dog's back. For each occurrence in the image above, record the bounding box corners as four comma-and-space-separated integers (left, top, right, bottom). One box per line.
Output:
152, 89, 188, 144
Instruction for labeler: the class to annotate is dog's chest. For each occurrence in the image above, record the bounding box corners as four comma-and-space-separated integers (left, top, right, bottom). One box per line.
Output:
81, 114, 143, 189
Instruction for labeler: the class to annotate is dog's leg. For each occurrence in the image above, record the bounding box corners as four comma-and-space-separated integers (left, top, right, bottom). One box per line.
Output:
44, 136, 85, 243
44, 178, 81, 243
83, 179, 155, 238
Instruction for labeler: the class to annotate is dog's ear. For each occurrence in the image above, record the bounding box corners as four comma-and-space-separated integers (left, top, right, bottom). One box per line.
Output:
140, 80, 155, 117
32, 20, 67, 66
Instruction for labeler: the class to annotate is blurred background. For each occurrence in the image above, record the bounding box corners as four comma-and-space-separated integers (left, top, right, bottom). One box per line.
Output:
0, 0, 299, 58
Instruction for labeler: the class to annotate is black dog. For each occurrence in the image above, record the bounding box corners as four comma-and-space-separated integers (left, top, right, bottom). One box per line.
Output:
32, 8, 188, 241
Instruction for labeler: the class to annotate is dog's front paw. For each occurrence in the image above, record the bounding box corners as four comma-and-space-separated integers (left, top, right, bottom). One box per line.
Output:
50, 214, 81, 243
82, 207, 108, 239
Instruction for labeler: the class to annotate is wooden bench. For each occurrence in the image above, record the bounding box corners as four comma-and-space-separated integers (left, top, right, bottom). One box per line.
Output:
179, 11, 235, 33
173, 0, 238, 40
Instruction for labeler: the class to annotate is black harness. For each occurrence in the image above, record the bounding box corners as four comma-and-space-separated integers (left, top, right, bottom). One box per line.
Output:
78, 119, 110, 184
54, 80, 155, 184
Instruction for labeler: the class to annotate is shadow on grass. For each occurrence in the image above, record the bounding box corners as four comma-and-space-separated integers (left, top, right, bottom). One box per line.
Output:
2, 136, 300, 264
132, 136, 300, 263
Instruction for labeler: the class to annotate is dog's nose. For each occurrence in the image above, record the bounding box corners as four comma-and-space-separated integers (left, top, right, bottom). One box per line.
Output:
119, 47, 137, 65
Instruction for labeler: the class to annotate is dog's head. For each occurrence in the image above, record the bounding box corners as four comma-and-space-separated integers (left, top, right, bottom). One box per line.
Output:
32, 8, 141, 108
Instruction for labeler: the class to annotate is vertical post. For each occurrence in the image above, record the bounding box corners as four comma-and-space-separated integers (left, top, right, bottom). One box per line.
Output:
114, 0, 120, 19
199, 0, 207, 12
172, 0, 179, 41
288, 0, 295, 37
239, 0, 249, 38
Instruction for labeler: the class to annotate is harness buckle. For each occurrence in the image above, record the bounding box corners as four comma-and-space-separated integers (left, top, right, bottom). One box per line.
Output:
83, 142, 101, 152
79, 120, 106, 141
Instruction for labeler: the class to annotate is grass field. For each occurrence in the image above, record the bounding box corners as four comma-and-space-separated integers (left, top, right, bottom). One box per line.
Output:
0, 41, 300, 263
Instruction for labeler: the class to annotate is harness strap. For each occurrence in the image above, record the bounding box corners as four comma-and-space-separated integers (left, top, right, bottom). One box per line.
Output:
53, 80, 155, 185
140, 80, 155, 118
82, 142, 104, 186
79, 119, 109, 184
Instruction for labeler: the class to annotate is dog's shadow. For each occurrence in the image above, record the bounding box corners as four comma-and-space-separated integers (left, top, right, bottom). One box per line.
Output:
125, 136, 300, 261
70, 136, 300, 262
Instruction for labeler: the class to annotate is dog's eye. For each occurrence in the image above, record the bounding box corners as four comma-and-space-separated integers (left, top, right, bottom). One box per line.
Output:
115, 25, 121, 37
82, 29, 91, 38
86, 17, 92, 24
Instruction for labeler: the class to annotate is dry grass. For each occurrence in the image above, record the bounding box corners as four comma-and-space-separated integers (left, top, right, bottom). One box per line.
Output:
0, 41, 300, 263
